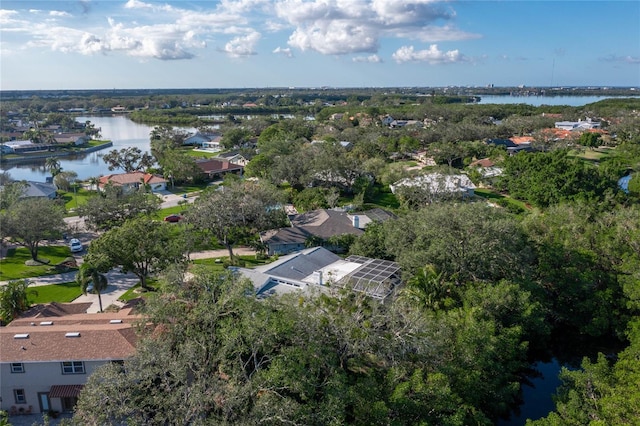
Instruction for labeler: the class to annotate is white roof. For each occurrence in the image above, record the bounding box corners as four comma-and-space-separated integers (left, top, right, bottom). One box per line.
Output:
390, 173, 476, 194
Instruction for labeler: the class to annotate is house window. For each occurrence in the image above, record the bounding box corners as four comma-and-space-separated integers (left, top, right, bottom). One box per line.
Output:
61, 361, 85, 374
14, 389, 26, 404
11, 363, 24, 373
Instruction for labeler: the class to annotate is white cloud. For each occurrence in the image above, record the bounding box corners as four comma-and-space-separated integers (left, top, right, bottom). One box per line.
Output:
274, 0, 478, 56
392, 44, 466, 64
273, 46, 293, 58
288, 21, 378, 55
353, 54, 382, 63
49, 11, 71, 17
599, 54, 640, 65
221, 31, 261, 57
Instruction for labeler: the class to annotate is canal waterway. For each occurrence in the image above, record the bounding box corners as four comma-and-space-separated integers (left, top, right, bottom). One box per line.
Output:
1, 116, 162, 181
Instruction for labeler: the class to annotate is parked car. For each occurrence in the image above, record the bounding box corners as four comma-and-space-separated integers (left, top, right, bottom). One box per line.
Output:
163, 214, 183, 223
69, 238, 83, 253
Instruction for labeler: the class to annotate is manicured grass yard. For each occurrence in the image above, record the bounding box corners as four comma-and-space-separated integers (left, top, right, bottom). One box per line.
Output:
60, 187, 92, 213
191, 255, 272, 272
27, 282, 83, 304
0, 246, 74, 281
474, 188, 530, 212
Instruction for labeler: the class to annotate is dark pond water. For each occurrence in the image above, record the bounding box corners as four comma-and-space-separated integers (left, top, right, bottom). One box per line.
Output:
498, 359, 563, 425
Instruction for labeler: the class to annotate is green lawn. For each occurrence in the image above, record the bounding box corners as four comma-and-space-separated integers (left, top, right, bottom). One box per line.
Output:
0, 246, 75, 281
568, 147, 614, 163
60, 187, 93, 213
191, 254, 271, 272
474, 188, 531, 213
27, 282, 82, 304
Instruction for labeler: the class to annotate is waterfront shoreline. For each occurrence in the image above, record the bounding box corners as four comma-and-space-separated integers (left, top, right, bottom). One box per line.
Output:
0, 141, 113, 165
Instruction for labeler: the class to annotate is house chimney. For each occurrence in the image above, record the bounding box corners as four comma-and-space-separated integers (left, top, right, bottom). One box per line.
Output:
352, 215, 360, 228
314, 270, 323, 286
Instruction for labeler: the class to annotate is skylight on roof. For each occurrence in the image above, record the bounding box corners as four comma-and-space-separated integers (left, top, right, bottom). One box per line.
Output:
65, 332, 81, 338
109, 319, 123, 324
40, 321, 53, 326
13, 333, 29, 339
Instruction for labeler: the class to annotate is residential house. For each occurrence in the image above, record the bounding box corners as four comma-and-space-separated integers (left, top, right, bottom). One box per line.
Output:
1, 140, 50, 154
233, 246, 401, 301
469, 158, 503, 180
216, 151, 252, 166
554, 118, 601, 131
185, 132, 225, 151
53, 133, 89, 146
20, 181, 58, 199
390, 173, 476, 198
195, 158, 244, 181
260, 208, 395, 256
98, 171, 167, 193
0, 302, 141, 415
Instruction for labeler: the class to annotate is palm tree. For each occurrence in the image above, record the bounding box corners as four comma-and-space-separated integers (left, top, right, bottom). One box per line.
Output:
0, 280, 33, 325
76, 263, 109, 313
45, 157, 62, 176
400, 264, 453, 311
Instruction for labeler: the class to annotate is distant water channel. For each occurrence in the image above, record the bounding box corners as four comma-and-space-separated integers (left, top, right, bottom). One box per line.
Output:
477, 94, 638, 106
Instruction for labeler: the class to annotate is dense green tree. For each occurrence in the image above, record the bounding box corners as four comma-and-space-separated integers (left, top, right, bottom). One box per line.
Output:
499, 150, 614, 208
76, 184, 161, 231
0, 198, 65, 261
74, 268, 531, 425
52, 170, 78, 192
86, 217, 187, 289
187, 180, 288, 260
0, 180, 28, 209
577, 131, 602, 149
220, 127, 251, 149
384, 202, 534, 283
102, 147, 155, 173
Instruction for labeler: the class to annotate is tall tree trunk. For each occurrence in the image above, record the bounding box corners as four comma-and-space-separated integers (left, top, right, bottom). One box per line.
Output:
97, 291, 104, 313
225, 242, 235, 263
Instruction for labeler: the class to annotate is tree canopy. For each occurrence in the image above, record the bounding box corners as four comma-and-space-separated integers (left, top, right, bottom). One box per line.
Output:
0, 197, 66, 261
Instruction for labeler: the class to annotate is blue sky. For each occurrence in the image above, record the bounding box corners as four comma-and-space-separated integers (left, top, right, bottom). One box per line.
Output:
1, 0, 638, 90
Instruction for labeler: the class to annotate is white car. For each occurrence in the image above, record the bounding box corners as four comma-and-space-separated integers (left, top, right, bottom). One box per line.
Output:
69, 238, 83, 253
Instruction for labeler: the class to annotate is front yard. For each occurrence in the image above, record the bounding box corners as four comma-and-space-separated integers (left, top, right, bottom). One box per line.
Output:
0, 246, 75, 281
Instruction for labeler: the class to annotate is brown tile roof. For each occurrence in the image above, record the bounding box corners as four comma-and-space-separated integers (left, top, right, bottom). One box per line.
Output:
1, 304, 142, 362
469, 158, 495, 168
16, 302, 92, 319
195, 159, 244, 174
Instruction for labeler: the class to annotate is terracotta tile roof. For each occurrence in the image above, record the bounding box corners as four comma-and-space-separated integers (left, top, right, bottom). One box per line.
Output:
509, 136, 534, 145
99, 171, 166, 187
